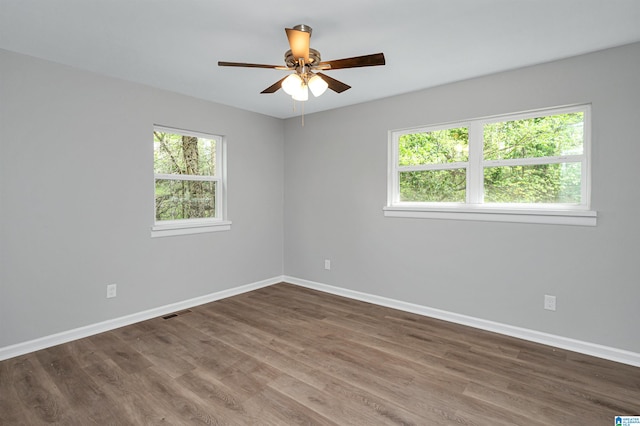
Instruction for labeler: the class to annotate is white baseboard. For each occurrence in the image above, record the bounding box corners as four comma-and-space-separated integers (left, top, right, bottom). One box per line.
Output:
0, 276, 283, 362
284, 276, 640, 368
4, 275, 639, 368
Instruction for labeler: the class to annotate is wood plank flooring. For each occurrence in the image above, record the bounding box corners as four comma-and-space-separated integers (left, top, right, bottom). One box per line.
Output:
1, 282, 639, 425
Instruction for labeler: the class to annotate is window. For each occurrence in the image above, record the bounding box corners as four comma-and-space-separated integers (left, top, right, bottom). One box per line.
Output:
152, 125, 230, 237
385, 105, 596, 225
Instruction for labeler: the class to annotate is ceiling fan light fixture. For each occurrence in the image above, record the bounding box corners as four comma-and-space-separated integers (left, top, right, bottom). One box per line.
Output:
281, 73, 303, 95
219, 24, 386, 108
308, 74, 328, 97
292, 84, 309, 101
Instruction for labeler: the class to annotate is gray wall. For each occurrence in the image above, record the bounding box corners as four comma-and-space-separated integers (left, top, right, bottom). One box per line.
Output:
0, 49, 284, 348
2, 43, 639, 355
283, 43, 640, 353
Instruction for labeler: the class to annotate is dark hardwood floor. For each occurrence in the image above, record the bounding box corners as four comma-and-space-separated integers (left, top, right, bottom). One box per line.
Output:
1, 282, 639, 425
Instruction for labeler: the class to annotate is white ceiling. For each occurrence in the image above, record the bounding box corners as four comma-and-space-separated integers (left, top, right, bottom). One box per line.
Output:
2, 0, 640, 119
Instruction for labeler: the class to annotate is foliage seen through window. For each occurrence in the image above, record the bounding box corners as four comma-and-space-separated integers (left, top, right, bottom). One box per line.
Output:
153, 130, 219, 221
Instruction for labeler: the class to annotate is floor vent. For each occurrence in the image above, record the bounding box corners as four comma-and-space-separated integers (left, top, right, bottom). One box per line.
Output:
162, 309, 192, 320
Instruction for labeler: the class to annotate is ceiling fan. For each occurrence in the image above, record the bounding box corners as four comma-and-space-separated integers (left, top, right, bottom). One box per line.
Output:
218, 24, 385, 102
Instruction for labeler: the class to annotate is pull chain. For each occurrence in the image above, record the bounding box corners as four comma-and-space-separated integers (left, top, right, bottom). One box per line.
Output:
291, 99, 305, 126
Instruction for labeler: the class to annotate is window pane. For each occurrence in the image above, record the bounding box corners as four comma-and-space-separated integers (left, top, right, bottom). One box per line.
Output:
154, 131, 216, 176
399, 169, 466, 202
484, 112, 583, 161
155, 179, 216, 220
484, 163, 581, 204
398, 127, 468, 166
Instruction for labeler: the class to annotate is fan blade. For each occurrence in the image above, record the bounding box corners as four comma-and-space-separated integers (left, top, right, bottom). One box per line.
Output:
316, 72, 351, 93
261, 76, 288, 94
285, 28, 310, 63
319, 52, 385, 70
218, 61, 286, 69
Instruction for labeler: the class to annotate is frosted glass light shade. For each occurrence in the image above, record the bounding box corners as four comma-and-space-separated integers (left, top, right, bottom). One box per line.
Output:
308, 74, 328, 97
292, 84, 309, 101
282, 73, 303, 95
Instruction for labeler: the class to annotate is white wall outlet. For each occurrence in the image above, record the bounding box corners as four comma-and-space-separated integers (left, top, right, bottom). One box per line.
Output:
324, 259, 331, 270
544, 294, 556, 311
107, 283, 117, 299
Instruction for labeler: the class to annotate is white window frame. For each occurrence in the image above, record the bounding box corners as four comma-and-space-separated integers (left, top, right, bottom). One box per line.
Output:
384, 104, 597, 226
151, 125, 231, 238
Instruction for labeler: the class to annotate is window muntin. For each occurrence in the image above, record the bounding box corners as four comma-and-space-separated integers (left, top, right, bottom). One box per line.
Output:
389, 105, 591, 212
153, 126, 227, 234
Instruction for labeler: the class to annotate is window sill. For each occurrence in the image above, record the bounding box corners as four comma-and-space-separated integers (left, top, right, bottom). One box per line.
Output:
151, 220, 232, 238
383, 205, 597, 226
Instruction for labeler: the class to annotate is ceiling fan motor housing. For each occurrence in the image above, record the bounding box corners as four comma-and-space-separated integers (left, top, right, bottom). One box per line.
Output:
285, 48, 321, 68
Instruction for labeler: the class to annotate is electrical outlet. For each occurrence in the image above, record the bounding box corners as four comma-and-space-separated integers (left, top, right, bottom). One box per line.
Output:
544, 294, 556, 311
324, 259, 331, 270
107, 283, 117, 299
